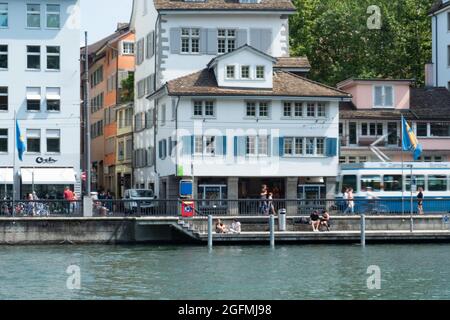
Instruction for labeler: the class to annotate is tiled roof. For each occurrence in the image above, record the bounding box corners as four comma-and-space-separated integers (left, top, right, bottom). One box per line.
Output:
275, 57, 311, 69
164, 69, 351, 98
429, 0, 450, 15
154, 0, 296, 12
81, 23, 130, 56
339, 87, 450, 120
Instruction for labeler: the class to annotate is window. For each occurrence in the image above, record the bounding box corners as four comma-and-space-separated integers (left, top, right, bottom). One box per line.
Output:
374, 85, 393, 107
26, 87, 41, 111
388, 122, 398, 145
246, 136, 256, 155
241, 65, 250, 79
430, 123, 450, 137
90, 66, 103, 88
307, 103, 315, 117
0, 86, 7, 111
0, 128, 7, 152
205, 136, 216, 155
118, 140, 125, 161
361, 122, 383, 136
294, 103, 303, 117
416, 123, 428, 137
27, 46, 41, 69
192, 100, 215, 117
218, 29, 236, 54
405, 175, 425, 192
284, 137, 325, 156
46, 4, 60, 28
283, 102, 303, 118
0, 3, 8, 27
258, 136, 268, 156
316, 138, 325, 155
384, 175, 402, 192
160, 104, 166, 126
26, 129, 41, 153
317, 103, 326, 117
283, 102, 292, 117
294, 137, 303, 155
256, 66, 265, 79
428, 175, 448, 191
361, 175, 381, 192
305, 138, 315, 155
226, 65, 235, 79
46, 129, 60, 153
194, 136, 203, 155
0, 44, 7, 69
46, 87, 60, 111
122, 41, 135, 55
246, 102, 269, 118
342, 175, 357, 192
46, 46, 60, 70
27, 4, 41, 28
181, 28, 200, 54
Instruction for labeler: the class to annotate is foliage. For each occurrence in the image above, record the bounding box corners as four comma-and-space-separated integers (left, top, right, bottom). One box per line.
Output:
120, 72, 135, 102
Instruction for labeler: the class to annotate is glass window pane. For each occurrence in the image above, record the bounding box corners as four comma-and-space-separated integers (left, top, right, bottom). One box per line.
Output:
342, 175, 357, 192
405, 175, 425, 192
384, 175, 403, 192
417, 123, 428, 137
361, 175, 381, 192
428, 175, 448, 191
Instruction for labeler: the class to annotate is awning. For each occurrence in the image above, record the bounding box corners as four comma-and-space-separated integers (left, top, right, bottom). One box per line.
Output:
0, 168, 13, 184
21, 168, 76, 184
26, 88, 41, 100
46, 88, 60, 100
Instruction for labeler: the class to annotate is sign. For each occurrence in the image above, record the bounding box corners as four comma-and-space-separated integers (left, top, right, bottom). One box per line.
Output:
180, 180, 193, 198
36, 157, 57, 164
181, 200, 195, 217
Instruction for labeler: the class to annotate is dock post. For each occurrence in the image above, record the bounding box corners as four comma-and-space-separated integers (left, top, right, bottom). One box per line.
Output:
208, 215, 213, 248
360, 214, 366, 246
270, 214, 275, 247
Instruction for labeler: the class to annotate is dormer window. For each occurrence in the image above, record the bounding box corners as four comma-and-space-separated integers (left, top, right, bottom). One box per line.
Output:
374, 85, 393, 108
241, 66, 250, 79
226, 65, 236, 79
256, 65, 265, 79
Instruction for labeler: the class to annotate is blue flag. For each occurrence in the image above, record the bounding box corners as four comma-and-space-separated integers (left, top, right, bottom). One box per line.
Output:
402, 116, 422, 161
16, 120, 26, 161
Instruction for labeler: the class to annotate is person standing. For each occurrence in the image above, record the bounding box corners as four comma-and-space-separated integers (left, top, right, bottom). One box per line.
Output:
344, 188, 355, 215
63, 186, 75, 214
417, 187, 424, 215
260, 184, 269, 215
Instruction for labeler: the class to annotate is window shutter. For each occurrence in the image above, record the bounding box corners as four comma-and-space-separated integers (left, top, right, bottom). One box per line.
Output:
234, 136, 238, 157
236, 29, 248, 47
170, 28, 181, 54
222, 136, 227, 156
200, 28, 208, 54
278, 137, 284, 157
163, 139, 167, 159
215, 136, 226, 156
374, 87, 382, 106
260, 29, 272, 54
250, 29, 261, 51
326, 138, 338, 157
238, 136, 246, 156
182, 136, 191, 156
206, 28, 218, 55
158, 140, 163, 159
168, 137, 172, 157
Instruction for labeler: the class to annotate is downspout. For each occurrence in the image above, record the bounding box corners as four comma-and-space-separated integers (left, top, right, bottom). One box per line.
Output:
435, 14, 439, 86
174, 96, 181, 177
153, 13, 161, 186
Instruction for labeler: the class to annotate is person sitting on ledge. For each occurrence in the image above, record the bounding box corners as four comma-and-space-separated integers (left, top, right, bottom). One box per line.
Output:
319, 210, 331, 232
229, 219, 241, 234
310, 210, 320, 232
215, 219, 227, 234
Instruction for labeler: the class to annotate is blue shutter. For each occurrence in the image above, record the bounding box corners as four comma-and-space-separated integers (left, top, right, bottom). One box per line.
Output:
222, 136, 227, 156
216, 136, 223, 156
168, 137, 172, 157
234, 136, 238, 157
158, 140, 162, 159
239, 136, 246, 156
279, 137, 284, 157
326, 138, 338, 157
206, 28, 218, 55
182, 136, 192, 156
170, 28, 181, 54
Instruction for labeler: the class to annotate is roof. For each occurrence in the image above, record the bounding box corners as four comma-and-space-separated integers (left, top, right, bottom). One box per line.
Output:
153, 0, 296, 12
274, 57, 311, 69
160, 69, 351, 98
429, 0, 450, 15
339, 87, 450, 120
207, 45, 277, 68
81, 23, 130, 57
337, 77, 415, 89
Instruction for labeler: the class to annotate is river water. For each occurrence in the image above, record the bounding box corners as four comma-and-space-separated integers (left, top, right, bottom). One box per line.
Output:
1, 244, 450, 300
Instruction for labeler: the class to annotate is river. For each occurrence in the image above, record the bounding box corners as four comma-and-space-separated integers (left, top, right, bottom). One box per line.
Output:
1, 244, 449, 300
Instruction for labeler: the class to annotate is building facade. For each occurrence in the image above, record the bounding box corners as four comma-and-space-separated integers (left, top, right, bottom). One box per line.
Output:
0, 0, 81, 199
338, 78, 450, 164
130, 0, 350, 205
430, 0, 450, 89
82, 24, 135, 197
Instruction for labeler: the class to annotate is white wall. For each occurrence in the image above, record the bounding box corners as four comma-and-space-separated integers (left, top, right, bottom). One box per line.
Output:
432, 8, 450, 88
0, 0, 81, 184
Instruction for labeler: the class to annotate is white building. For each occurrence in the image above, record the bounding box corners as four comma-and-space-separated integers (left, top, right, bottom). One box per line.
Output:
130, 0, 350, 208
0, 0, 81, 200
430, 0, 450, 89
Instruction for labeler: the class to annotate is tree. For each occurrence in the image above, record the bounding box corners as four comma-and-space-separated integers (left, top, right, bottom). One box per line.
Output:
289, 0, 434, 86
120, 72, 134, 102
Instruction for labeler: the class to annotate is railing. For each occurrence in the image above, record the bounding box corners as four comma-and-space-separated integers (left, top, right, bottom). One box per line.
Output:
1, 198, 450, 218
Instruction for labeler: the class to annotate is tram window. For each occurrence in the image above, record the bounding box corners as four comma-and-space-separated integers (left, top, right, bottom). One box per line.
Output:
428, 175, 448, 191
405, 175, 425, 192
342, 175, 357, 192
361, 175, 381, 192
384, 175, 403, 192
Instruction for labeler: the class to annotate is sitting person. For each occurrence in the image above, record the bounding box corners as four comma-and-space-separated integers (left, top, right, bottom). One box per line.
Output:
310, 210, 320, 232
319, 210, 331, 231
229, 219, 242, 234
215, 219, 227, 234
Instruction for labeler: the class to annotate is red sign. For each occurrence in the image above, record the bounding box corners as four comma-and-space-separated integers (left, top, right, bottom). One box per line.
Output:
181, 201, 195, 218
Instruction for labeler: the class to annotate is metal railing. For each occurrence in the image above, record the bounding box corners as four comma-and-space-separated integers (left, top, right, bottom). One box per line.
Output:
1, 198, 449, 218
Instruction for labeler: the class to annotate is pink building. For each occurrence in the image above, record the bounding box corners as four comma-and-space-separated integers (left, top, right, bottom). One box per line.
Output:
338, 78, 450, 163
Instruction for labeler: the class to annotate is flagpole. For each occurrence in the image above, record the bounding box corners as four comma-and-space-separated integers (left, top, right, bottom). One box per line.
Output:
401, 116, 405, 215
13, 110, 17, 216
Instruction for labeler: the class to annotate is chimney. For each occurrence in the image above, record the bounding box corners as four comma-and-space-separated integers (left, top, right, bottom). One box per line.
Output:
425, 63, 434, 88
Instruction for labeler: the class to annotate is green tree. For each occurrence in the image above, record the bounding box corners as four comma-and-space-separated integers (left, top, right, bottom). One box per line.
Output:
290, 0, 434, 86
120, 72, 134, 102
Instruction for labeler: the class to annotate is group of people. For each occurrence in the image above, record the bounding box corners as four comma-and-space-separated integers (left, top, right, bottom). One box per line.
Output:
310, 209, 331, 232
215, 219, 241, 234
259, 184, 277, 215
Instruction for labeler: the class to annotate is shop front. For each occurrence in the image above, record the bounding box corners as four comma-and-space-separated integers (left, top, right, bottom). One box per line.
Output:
20, 168, 77, 199
0, 168, 13, 199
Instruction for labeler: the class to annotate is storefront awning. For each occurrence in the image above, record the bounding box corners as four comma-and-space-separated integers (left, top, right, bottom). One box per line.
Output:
0, 168, 13, 184
21, 168, 76, 184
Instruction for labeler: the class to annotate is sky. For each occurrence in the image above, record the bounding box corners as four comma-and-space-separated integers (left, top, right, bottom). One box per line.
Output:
80, 0, 134, 46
